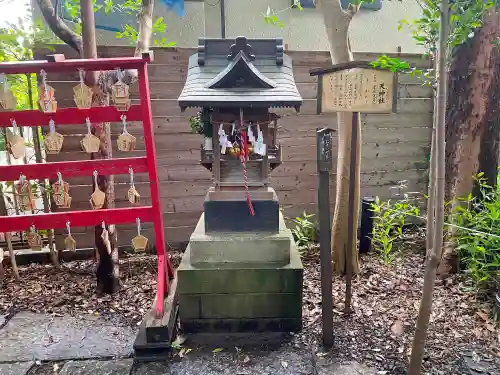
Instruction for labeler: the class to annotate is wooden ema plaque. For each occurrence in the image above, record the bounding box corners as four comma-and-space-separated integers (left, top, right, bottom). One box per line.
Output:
6, 128, 25, 160
45, 120, 64, 155
65, 222, 76, 251
0, 79, 16, 110
15, 178, 34, 211
52, 177, 71, 208
321, 68, 394, 113
132, 218, 148, 252
27, 228, 42, 251
39, 84, 57, 113
81, 118, 100, 154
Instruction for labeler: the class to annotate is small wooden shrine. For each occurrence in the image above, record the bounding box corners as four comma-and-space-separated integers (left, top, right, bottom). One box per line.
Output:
178, 36, 302, 232
176, 37, 304, 334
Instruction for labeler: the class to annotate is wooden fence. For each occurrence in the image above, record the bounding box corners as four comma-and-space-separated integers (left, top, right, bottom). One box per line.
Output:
34, 46, 433, 249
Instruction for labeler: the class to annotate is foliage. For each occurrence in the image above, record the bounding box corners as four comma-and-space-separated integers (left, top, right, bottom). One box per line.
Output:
452, 172, 500, 295
189, 112, 204, 135
188, 110, 213, 136
62, 0, 176, 47
263, 0, 303, 28
289, 211, 319, 249
0, 3, 57, 109
371, 0, 494, 85
370, 182, 420, 264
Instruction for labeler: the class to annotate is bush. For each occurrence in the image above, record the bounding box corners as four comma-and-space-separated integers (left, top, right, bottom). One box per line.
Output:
289, 211, 319, 249
452, 172, 500, 295
370, 182, 420, 264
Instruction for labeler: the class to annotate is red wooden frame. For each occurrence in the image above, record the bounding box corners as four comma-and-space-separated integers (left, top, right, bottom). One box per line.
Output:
0, 55, 173, 316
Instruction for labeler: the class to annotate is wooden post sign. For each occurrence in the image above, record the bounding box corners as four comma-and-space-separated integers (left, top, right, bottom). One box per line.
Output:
310, 61, 396, 114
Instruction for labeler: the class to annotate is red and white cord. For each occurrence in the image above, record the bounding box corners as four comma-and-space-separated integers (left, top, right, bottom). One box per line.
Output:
240, 130, 255, 216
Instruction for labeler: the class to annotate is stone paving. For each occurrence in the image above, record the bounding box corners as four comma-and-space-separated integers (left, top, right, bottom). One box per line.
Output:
0, 312, 497, 375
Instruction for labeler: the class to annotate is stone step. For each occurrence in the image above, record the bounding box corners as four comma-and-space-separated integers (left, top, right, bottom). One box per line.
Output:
189, 213, 293, 265
177, 243, 303, 295
177, 240, 304, 334
179, 291, 302, 320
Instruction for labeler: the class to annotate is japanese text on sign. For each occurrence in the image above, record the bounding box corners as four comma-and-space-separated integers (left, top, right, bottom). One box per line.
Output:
321, 68, 394, 113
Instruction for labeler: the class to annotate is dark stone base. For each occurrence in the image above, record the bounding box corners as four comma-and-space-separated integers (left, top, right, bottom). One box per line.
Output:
204, 199, 279, 232
133, 277, 179, 362
181, 317, 302, 333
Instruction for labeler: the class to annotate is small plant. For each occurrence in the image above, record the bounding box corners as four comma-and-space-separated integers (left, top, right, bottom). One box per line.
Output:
189, 110, 213, 137
370, 182, 420, 264
452, 172, 500, 296
289, 211, 318, 249
189, 112, 204, 135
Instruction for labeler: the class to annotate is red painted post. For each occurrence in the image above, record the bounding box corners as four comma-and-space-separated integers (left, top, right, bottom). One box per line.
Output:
137, 62, 170, 316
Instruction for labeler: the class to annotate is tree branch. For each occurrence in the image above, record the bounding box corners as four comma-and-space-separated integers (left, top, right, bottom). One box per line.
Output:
122, 0, 155, 85
345, 3, 361, 19
36, 0, 83, 56
317, 0, 353, 63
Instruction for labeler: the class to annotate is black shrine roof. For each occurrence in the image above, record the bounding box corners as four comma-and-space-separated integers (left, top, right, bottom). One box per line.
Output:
177, 37, 303, 111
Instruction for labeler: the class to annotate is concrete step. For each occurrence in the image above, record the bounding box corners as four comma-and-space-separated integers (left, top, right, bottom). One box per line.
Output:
177, 243, 303, 332
189, 213, 293, 265
177, 243, 303, 295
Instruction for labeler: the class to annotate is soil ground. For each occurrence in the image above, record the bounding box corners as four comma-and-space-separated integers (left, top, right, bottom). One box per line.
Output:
0, 230, 499, 374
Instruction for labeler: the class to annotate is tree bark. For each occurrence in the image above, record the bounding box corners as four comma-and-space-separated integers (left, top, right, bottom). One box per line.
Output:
440, 7, 500, 275
318, 0, 361, 275
409, 0, 449, 372
35, 0, 82, 55
79, 0, 120, 294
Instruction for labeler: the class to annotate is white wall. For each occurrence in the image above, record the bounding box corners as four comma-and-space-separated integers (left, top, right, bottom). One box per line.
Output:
224, 0, 423, 53
32, 0, 423, 53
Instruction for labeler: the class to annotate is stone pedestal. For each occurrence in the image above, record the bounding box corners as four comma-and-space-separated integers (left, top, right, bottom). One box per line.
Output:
177, 205, 303, 333
203, 187, 280, 233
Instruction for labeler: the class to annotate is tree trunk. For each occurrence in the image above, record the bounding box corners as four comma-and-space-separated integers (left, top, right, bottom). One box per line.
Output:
79, 0, 120, 294
409, 0, 449, 372
318, 0, 361, 276
426, 58, 438, 259
440, 8, 500, 275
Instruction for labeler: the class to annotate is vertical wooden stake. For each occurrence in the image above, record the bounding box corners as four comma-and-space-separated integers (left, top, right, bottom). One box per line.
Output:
317, 127, 333, 347
345, 112, 359, 314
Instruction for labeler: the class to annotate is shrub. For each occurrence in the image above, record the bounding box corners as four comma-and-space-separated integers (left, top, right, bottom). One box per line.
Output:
370, 182, 420, 264
289, 211, 319, 249
452, 172, 500, 295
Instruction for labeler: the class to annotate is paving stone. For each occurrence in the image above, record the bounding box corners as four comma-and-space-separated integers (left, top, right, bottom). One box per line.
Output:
317, 361, 377, 375
0, 361, 34, 375
0, 312, 136, 362
59, 360, 133, 375
133, 348, 314, 375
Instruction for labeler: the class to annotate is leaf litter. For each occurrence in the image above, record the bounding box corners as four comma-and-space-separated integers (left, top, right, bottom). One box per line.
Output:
0, 233, 499, 374
298, 230, 500, 374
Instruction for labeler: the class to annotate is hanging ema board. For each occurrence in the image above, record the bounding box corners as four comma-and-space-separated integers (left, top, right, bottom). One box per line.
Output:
310, 62, 396, 114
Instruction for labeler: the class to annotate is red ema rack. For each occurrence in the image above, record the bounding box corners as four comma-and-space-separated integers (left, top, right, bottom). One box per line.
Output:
0, 53, 173, 317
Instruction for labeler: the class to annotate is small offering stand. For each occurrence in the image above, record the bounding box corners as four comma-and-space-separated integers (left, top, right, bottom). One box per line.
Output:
176, 37, 304, 333
0, 54, 177, 359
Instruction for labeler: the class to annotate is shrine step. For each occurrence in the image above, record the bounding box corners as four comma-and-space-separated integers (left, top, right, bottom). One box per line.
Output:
177, 243, 303, 333
189, 213, 292, 265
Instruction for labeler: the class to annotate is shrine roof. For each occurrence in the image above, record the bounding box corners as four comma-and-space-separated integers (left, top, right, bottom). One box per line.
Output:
177, 37, 303, 111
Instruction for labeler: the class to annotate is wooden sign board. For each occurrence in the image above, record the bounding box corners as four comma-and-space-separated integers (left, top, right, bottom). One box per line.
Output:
320, 68, 394, 113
